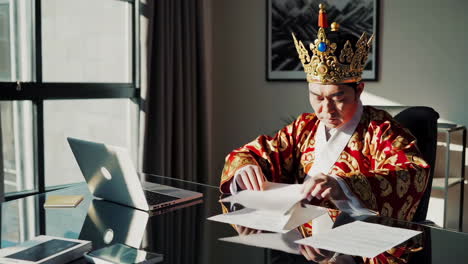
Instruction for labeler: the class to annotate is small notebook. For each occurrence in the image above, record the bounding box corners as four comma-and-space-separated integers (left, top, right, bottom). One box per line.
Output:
44, 195, 84, 208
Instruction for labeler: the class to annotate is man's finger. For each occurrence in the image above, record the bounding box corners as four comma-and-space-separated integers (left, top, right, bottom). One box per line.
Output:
236, 177, 247, 190
247, 228, 257, 235
240, 226, 250, 236
235, 225, 243, 234
299, 245, 311, 261
253, 167, 266, 190
303, 245, 318, 261
309, 246, 327, 262
311, 181, 326, 198
315, 247, 332, 258
321, 187, 332, 199
246, 169, 260, 191
241, 172, 253, 190
301, 178, 316, 195
302, 178, 322, 199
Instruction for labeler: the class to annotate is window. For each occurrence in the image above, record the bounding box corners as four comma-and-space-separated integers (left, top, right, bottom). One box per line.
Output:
44, 99, 137, 187
1, 0, 140, 201
41, 0, 132, 83
1, 101, 35, 193
0, 1, 12, 80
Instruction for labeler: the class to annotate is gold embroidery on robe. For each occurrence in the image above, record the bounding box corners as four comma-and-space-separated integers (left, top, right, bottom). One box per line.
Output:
414, 166, 427, 193
220, 106, 430, 222
220, 106, 430, 264
381, 202, 393, 217
349, 173, 378, 210
398, 195, 414, 220
396, 170, 411, 198
376, 174, 392, 197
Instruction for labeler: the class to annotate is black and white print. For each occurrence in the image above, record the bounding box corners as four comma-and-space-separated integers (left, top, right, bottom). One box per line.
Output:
267, 0, 378, 81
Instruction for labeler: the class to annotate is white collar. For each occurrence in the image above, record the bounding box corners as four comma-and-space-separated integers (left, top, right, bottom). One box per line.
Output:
307, 100, 363, 176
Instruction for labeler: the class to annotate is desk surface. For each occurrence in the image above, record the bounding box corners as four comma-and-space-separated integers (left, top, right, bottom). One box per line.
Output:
2, 173, 468, 264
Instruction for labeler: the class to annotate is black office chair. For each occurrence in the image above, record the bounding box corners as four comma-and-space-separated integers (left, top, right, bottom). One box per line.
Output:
374, 106, 440, 222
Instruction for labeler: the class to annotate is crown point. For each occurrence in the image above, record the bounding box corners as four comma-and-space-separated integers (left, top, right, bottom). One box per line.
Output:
331, 22, 340, 31
318, 3, 329, 28
367, 34, 375, 47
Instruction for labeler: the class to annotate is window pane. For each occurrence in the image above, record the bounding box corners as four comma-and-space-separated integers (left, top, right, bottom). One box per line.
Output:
1, 196, 39, 247
1, 101, 36, 194
0, 0, 33, 82
0, 2, 12, 80
44, 99, 138, 187
42, 0, 132, 83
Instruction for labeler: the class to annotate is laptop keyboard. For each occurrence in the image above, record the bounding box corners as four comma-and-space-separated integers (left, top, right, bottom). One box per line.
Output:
143, 190, 179, 206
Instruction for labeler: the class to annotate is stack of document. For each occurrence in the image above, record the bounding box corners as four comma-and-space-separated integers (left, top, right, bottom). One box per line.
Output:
220, 182, 305, 213
208, 182, 423, 259
295, 220, 422, 258
208, 182, 327, 233
208, 204, 326, 234
219, 231, 303, 255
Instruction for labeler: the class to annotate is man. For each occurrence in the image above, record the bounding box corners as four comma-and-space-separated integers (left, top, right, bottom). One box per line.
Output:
220, 3, 429, 263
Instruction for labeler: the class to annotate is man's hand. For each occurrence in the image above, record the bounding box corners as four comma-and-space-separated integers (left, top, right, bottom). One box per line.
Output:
234, 165, 266, 191
300, 244, 334, 263
301, 173, 346, 200
234, 225, 262, 236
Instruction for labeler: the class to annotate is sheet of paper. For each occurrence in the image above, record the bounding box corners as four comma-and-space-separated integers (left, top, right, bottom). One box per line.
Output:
220, 182, 303, 214
208, 204, 327, 233
208, 208, 292, 233
295, 220, 422, 258
283, 204, 327, 230
309, 213, 334, 235
219, 230, 302, 255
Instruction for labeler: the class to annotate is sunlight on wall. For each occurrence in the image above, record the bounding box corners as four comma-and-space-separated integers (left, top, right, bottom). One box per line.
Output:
427, 197, 444, 227
361, 91, 456, 125
360, 91, 401, 106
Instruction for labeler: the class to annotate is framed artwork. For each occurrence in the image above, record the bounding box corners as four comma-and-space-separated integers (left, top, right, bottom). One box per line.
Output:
267, 0, 379, 81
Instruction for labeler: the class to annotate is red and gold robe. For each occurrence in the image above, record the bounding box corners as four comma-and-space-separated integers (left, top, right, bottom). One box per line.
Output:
220, 106, 429, 221
220, 106, 429, 263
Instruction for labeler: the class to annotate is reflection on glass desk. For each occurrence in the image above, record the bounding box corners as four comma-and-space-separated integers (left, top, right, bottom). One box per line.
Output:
78, 199, 149, 249
1, 173, 468, 263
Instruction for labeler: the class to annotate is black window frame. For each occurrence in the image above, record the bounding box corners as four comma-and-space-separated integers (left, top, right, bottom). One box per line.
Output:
2, 0, 141, 201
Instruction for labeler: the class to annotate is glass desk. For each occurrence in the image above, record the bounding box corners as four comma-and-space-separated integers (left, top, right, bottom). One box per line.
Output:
2, 173, 468, 263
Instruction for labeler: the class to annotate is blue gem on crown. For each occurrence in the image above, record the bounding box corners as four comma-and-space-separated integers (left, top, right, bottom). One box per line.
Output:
318, 42, 327, 52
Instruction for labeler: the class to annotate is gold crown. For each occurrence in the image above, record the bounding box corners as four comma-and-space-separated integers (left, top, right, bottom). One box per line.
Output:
292, 4, 374, 84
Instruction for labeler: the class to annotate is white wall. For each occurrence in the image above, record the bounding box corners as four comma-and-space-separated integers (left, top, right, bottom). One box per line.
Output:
210, 0, 468, 229
212, 0, 307, 181
364, 0, 468, 124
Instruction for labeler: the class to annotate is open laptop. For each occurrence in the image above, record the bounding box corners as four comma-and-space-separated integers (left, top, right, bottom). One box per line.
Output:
67, 137, 203, 212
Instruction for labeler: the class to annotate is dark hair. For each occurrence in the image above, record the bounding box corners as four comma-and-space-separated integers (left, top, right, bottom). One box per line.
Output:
343, 82, 360, 93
